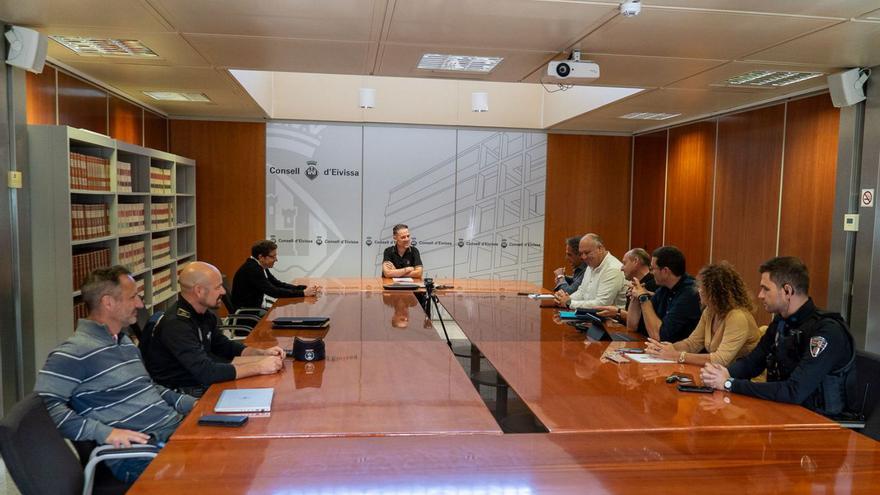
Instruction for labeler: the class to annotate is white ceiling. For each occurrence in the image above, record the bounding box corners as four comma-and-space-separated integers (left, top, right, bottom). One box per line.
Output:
2, 0, 879, 132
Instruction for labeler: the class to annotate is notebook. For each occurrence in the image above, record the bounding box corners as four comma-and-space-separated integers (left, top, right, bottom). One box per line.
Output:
382, 283, 422, 290
214, 388, 274, 413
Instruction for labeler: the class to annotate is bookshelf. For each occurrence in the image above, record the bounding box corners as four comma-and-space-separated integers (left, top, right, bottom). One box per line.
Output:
28, 126, 197, 363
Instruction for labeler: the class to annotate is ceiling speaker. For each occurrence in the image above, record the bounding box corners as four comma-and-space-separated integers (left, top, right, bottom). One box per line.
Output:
5, 26, 48, 74
827, 68, 870, 108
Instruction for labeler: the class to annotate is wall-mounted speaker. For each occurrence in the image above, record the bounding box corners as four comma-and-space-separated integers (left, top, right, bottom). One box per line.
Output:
5, 26, 48, 74
827, 68, 871, 108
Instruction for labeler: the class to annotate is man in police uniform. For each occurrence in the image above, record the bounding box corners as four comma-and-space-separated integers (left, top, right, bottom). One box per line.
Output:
382, 224, 423, 278
701, 256, 856, 417
141, 261, 284, 397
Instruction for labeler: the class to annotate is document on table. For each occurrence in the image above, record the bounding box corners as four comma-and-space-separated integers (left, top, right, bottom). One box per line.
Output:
624, 353, 675, 364
527, 294, 555, 300
392, 277, 414, 283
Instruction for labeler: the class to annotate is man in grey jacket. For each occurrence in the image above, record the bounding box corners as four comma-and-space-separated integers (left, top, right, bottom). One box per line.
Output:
34, 266, 196, 483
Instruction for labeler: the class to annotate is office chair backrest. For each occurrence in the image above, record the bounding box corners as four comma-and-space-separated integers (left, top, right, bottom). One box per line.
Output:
0, 393, 83, 495
221, 273, 237, 313
137, 310, 165, 356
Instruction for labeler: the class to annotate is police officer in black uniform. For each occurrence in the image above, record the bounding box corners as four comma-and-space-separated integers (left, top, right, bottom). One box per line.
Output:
701, 256, 856, 417
140, 261, 284, 397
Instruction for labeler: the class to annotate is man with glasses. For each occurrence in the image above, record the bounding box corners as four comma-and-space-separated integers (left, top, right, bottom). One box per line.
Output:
231, 239, 319, 310
554, 233, 627, 310
627, 245, 701, 344
142, 261, 285, 398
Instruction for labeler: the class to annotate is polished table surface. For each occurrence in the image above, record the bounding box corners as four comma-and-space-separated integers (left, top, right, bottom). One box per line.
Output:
440, 292, 838, 433
172, 292, 500, 439
298, 276, 544, 294
131, 428, 880, 494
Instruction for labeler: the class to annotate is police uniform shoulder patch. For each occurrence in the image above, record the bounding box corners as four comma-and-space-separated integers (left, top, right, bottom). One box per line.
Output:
810, 336, 828, 357
176, 308, 191, 319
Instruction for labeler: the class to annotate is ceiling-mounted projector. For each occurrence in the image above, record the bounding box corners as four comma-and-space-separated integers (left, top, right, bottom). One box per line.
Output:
545, 50, 599, 83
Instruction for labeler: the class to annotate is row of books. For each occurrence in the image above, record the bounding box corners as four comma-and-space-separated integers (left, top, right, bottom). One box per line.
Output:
117, 161, 133, 193
151, 235, 172, 264
152, 267, 172, 296
151, 203, 174, 229
72, 247, 110, 291
71, 204, 110, 240
118, 203, 146, 234
73, 299, 88, 329
69, 152, 111, 192
135, 276, 145, 298
150, 166, 173, 194
119, 240, 146, 274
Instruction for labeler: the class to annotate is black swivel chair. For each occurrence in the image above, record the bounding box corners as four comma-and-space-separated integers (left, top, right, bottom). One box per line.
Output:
853, 350, 880, 440
220, 274, 266, 332
0, 393, 158, 495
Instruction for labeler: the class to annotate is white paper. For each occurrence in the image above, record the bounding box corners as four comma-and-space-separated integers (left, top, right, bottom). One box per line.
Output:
624, 353, 675, 364
527, 294, 555, 300
392, 277, 414, 283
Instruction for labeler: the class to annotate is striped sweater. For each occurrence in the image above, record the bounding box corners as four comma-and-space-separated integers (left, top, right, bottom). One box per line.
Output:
34, 319, 196, 443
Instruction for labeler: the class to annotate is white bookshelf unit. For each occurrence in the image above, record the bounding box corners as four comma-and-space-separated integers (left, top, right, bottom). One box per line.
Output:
28, 125, 197, 363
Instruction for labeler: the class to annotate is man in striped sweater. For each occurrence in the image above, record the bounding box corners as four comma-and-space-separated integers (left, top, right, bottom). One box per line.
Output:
34, 266, 196, 483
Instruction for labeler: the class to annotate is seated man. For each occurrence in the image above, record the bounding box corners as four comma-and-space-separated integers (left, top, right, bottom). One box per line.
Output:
142, 261, 284, 398
34, 266, 196, 483
552, 235, 587, 294
232, 239, 319, 310
701, 256, 857, 417
554, 233, 627, 309
628, 245, 702, 342
382, 223, 423, 278
595, 247, 658, 335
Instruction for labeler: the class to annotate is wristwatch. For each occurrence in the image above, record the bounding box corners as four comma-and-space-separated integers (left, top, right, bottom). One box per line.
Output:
723, 378, 734, 391
638, 294, 650, 304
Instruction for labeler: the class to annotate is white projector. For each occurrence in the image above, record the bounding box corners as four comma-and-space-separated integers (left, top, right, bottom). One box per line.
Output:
546, 60, 600, 83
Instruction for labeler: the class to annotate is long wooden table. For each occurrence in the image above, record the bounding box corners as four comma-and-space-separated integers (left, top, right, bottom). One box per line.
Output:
131, 428, 880, 494
298, 276, 544, 294
172, 292, 500, 439
440, 292, 838, 433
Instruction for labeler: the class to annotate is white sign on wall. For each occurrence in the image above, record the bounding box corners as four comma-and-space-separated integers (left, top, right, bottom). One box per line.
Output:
266, 123, 546, 284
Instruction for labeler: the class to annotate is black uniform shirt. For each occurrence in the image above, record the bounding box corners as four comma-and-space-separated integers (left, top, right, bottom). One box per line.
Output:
142, 297, 245, 389
728, 298, 853, 413
649, 274, 701, 342
383, 245, 422, 270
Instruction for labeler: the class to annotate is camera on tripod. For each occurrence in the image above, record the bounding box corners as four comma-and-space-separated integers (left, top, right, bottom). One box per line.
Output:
424, 277, 435, 293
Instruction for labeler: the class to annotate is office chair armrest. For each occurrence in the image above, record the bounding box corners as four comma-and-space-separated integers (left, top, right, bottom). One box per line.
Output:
219, 324, 252, 340
83, 444, 159, 495
225, 313, 262, 324
236, 307, 268, 317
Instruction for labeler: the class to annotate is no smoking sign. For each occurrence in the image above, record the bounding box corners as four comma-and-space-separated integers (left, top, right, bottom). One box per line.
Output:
862, 189, 875, 208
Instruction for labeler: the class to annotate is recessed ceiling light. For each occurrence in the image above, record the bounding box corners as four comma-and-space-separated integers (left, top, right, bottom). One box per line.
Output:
723, 70, 823, 87
417, 54, 503, 73
143, 91, 212, 103
50, 36, 158, 58
620, 112, 681, 120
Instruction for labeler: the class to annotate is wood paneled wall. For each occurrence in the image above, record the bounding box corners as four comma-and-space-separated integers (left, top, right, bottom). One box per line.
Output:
665, 121, 716, 273
25, 63, 168, 151
169, 121, 267, 282
631, 130, 666, 252
778, 95, 840, 308
629, 94, 839, 308
544, 134, 632, 289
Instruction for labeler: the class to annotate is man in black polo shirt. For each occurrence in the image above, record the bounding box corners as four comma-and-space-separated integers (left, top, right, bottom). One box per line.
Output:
596, 247, 658, 336
628, 245, 701, 344
382, 224, 423, 278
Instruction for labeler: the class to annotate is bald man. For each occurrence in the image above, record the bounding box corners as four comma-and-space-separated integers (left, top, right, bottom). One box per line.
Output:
141, 261, 284, 397
554, 233, 627, 310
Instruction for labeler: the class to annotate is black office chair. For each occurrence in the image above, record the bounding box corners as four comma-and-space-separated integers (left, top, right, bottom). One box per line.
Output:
853, 350, 880, 440
0, 393, 158, 495
220, 273, 266, 329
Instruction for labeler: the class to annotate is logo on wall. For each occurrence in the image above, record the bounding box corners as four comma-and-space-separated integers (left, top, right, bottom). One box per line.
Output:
457, 238, 464, 248
305, 160, 319, 181
365, 236, 373, 246
501, 238, 508, 248
316, 235, 323, 246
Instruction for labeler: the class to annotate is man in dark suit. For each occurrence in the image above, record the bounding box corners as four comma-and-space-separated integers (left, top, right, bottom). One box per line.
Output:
231, 240, 319, 310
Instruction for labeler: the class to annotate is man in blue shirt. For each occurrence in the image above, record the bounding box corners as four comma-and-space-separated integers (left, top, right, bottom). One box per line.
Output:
628, 245, 702, 345
552, 235, 587, 294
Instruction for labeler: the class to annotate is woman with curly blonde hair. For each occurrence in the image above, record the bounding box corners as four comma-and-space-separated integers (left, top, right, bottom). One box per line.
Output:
646, 261, 761, 366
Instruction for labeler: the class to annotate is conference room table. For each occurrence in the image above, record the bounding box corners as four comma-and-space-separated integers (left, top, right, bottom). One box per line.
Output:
297, 276, 545, 294
439, 291, 838, 433
172, 291, 500, 440
130, 428, 880, 494
130, 278, 880, 493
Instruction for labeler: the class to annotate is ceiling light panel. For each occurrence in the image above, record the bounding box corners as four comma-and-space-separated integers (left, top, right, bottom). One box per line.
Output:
417, 53, 503, 73
619, 112, 681, 120
143, 91, 212, 102
723, 70, 823, 87
50, 36, 158, 58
